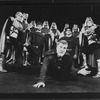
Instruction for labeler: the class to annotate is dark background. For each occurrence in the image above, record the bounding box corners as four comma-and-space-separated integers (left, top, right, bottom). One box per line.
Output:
0, 1, 100, 32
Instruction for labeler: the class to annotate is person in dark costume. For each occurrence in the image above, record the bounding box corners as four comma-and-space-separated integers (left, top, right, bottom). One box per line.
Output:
33, 39, 91, 88
71, 24, 81, 68
26, 22, 45, 65
41, 21, 52, 53
72, 24, 80, 38
59, 28, 79, 69
59, 23, 70, 39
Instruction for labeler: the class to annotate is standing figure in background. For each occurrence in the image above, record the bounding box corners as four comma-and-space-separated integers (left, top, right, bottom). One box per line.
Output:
41, 21, 50, 35
59, 28, 78, 69
26, 22, 45, 65
0, 11, 25, 72
16, 13, 29, 65
41, 21, 52, 53
59, 23, 70, 39
72, 24, 80, 38
72, 24, 80, 68
49, 22, 60, 49
79, 17, 100, 77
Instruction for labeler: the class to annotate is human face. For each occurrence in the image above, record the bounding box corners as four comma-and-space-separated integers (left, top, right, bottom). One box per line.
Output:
56, 43, 68, 57
65, 24, 69, 28
65, 29, 72, 37
73, 24, 78, 29
86, 21, 93, 26
16, 14, 23, 22
51, 22, 57, 29
37, 25, 42, 30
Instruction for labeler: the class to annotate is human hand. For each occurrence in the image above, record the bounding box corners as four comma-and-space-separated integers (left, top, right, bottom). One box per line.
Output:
24, 43, 29, 46
78, 68, 91, 76
33, 82, 45, 88
73, 55, 77, 59
7, 36, 10, 39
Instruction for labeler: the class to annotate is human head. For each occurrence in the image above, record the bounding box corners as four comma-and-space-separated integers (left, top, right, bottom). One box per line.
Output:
31, 21, 36, 28
51, 22, 57, 29
36, 22, 43, 30
72, 24, 79, 32
64, 28, 72, 37
56, 40, 68, 57
64, 23, 69, 29
73, 24, 78, 29
85, 17, 94, 27
23, 13, 29, 20
43, 21, 49, 29
15, 11, 23, 22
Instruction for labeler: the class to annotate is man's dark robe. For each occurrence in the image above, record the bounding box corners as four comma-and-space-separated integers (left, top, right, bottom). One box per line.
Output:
38, 50, 79, 83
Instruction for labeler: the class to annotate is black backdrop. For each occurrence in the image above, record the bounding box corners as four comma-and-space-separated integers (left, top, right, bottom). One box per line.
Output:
0, 3, 100, 33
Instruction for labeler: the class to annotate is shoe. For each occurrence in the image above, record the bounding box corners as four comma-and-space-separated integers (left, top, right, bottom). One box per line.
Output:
0, 68, 7, 72
93, 73, 100, 78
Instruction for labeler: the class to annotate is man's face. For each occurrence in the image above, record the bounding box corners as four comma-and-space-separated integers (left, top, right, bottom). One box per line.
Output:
65, 29, 72, 37
65, 24, 69, 28
73, 24, 78, 29
86, 21, 93, 26
56, 43, 68, 57
37, 25, 42, 30
44, 24, 49, 29
16, 14, 23, 22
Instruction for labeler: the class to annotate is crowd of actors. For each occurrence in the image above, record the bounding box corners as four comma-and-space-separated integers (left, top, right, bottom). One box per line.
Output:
0, 11, 100, 88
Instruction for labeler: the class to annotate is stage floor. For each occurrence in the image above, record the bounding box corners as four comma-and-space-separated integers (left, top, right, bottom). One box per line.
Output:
0, 63, 99, 94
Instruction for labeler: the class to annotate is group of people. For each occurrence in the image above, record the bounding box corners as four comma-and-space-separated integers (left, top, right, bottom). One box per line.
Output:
0, 11, 100, 88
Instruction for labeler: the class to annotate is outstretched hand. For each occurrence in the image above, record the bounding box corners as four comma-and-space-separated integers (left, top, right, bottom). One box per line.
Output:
33, 82, 45, 88
78, 68, 91, 76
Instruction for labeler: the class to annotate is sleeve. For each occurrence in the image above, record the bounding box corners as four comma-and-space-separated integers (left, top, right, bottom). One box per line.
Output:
38, 56, 50, 83
5, 18, 12, 36
74, 38, 79, 56
59, 32, 64, 39
71, 65, 79, 76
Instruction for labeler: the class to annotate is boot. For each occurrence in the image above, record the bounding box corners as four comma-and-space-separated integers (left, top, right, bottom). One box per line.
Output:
93, 59, 100, 78
23, 51, 31, 66
81, 53, 88, 69
0, 54, 7, 72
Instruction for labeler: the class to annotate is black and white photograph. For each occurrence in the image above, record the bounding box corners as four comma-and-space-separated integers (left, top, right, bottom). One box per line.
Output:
1, 0, 100, 99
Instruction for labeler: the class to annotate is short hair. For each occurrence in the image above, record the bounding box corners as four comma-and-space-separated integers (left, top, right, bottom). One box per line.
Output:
57, 40, 68, 46
36, 22, 42, 26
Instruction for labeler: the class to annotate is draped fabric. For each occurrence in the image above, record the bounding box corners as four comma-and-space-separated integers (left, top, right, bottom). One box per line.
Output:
0, 18, 9, 55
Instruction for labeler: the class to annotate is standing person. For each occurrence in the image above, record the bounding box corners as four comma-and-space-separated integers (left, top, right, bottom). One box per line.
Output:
41, 21, 50, 35
16, 13, 29, 65
72, 24, 80, 38
33, 39, 91, 88
59, 28, 78, 69
49, 22, 60, 49
79, 17, 100, 77
59, 23, 70, 39
72, 24, 81, 68
26, 22, 45, 65
0, 11, 24, 72
41, 21, 52, 52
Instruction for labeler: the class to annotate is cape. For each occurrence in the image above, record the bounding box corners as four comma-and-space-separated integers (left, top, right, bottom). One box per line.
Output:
0, 17, 12, 55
